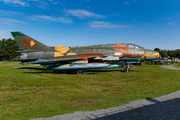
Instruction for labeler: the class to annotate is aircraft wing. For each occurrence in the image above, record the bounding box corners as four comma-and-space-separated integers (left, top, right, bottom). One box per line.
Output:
12, 58, 39, 61
21, 57, 80, 64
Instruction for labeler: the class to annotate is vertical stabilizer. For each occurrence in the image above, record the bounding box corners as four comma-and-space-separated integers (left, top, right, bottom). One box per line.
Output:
11, 32, 51, 52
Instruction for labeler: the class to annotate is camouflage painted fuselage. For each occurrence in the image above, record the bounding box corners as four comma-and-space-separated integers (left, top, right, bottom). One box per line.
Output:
12, 32, 159, 70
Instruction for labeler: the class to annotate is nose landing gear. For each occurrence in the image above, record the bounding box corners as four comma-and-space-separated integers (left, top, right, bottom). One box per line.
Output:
76, 69, 86, 75
124, 63, 131, 72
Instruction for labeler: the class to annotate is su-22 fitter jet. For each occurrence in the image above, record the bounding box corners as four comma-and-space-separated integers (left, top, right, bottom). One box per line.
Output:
11, 32, 159, 75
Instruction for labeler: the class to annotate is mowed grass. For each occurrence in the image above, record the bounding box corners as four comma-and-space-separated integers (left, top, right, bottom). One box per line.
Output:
173, 62, 180, 68
0, 61, 180, 120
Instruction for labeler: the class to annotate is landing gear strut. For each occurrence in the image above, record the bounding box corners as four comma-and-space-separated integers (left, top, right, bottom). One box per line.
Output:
76, 69, 86, 75
124, 63, 130, 72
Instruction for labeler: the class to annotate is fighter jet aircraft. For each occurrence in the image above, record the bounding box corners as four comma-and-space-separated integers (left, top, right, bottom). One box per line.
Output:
11, 32, 159, 74
153, 58, 172, 65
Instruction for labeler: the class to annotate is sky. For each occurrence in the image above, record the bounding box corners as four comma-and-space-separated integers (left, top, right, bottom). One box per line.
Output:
0, 0, 180, 50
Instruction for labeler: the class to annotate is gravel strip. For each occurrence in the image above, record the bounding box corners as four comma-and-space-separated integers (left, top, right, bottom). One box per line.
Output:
32, 90, 180, 120
160, 65, 180, 70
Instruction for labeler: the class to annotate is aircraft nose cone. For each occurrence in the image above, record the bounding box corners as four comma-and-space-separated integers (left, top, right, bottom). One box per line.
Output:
144, 49, 159, 59
154, 53, 160, 58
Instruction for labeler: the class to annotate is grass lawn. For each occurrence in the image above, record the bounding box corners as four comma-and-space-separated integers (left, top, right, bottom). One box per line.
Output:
173, 62, 180, 68
0, 61, 180, 120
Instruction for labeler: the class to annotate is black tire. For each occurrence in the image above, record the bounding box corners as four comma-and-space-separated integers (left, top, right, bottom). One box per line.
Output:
76, 70, 86, 75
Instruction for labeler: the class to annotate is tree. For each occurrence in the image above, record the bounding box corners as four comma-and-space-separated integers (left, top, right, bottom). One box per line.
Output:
159, 50, 168, 58
154, 48, 180, 59
175, 50, 180, 58
154, 48, 160, 52
0, 38, 19, 60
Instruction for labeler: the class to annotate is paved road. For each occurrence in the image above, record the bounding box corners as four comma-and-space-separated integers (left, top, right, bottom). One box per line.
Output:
160, 65, 180, 70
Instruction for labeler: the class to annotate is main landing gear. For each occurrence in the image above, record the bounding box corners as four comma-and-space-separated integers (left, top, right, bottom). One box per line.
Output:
124, 63, 130, 72
76, 69, 86, 75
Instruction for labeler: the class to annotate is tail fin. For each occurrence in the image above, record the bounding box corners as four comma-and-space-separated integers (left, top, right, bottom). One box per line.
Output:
11, 32, 51, 52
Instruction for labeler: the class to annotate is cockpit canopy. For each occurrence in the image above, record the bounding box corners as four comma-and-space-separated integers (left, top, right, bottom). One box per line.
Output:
126, 43, 144, 49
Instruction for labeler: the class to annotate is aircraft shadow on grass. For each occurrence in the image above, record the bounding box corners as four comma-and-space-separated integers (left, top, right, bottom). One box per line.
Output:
18, 67, 138, 75
84, 98, 180, 120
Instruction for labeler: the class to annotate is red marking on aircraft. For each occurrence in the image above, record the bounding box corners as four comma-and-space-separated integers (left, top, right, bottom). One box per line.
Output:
113, 44, 131, 57
23, 38, 38, 48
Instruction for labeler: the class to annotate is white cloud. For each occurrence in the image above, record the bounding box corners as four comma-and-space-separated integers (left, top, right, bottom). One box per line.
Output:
37, 4, 48, 9
0, 9, 24, 15
65, 9, 107, 19
167, 21, 175, 25
0, 0, 58, 8
0, 31, 8, 39
149, 33, 163, 37
52, 1, 58, 4
28, 15, 56, 21
0, 17, 25, 24
0, 0, 29, 6
48, 0, 58, 4
123, 0, 140, 5
90, 21, 129, 29
28, 0, 38, 1
133, 0, 140, 2
113, 12, 120, 17
0, 10, 72, 24
28, 15, 72, 23
0, 31, 13, 39
123, 1, 130, 4
57, 17, 72, 23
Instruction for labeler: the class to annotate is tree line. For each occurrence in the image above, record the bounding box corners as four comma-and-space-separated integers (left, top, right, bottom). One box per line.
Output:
0, 38, 19, 60
154, 48, 180, 58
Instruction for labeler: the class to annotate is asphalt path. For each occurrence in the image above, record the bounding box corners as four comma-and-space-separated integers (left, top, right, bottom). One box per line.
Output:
160, 65, 180, 70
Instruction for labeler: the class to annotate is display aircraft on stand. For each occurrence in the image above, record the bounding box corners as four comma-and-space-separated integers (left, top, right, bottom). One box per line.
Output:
11, 32, 160, 75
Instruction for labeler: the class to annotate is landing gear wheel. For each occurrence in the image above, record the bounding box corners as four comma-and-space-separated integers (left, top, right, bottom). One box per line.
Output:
124, 63, 130, 72
76, 69, 86, 75
124, 67, 130, 72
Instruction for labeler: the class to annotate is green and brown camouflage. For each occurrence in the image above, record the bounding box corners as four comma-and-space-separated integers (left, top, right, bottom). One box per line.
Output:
11, 32, 159, 74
